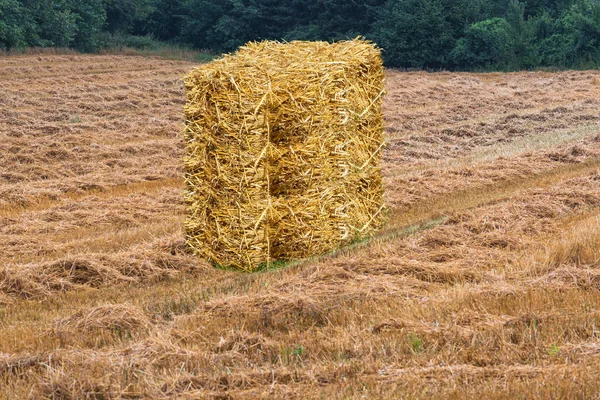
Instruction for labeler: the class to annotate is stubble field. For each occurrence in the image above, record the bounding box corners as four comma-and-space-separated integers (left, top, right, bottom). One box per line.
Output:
1, 54, 600, 399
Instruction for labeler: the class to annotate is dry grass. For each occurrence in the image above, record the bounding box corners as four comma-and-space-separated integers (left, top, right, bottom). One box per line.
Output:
1, 55, 600, 398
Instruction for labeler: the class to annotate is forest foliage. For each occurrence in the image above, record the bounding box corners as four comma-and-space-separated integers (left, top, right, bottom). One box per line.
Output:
1, 0, 599, 70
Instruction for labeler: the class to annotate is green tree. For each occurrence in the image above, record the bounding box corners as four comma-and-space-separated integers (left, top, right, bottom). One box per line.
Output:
536, 0, 600, 67
209, 0, 263, 51
373, 0, 454, 68
505, 0, 538, 67
0, 0, 31, 50
564, 0, 600, 64
70, 0, 107, 51
105, 0, 154, 33
446, 0, 491, 35
0, 0, 597, 70
179, 0, 230, 51
450, 17, 514, 69
486, 0, 576, 17
142, 0, 185, 41
26, 0, 78, 47
312, 0, 385, 40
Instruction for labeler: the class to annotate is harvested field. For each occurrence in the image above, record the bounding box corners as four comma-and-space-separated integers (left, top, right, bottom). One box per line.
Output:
1, 54, 600, 399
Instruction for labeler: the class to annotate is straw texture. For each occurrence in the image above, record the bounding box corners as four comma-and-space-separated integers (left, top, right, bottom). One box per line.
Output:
183, 39, 386, 271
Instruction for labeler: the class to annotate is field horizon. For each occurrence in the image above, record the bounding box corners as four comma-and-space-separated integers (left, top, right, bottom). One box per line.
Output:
1, 54, 600, 398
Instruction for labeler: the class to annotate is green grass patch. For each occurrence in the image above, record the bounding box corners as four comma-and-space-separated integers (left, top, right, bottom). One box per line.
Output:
97, 34, 217, 62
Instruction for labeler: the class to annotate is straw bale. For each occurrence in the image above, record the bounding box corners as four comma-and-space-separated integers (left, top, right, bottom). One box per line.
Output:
183, 39, 386, 271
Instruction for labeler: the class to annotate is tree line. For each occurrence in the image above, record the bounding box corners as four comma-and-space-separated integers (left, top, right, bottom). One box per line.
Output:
1, 0, 599, 70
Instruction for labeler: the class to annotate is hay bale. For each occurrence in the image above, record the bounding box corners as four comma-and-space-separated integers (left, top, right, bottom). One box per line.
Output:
183, 39, 386, 271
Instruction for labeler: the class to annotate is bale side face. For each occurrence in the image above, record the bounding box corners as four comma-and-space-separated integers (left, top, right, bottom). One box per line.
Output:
183, 39, 386, 271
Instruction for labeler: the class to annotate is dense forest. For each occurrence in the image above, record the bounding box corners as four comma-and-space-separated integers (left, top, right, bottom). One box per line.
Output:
1, 0, 599, 70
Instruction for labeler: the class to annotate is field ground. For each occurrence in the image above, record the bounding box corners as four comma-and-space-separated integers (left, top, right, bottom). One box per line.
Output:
1, 54, 600, 398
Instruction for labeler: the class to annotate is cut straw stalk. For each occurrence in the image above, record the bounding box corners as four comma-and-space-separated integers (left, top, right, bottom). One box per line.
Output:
183, 39, 386, 271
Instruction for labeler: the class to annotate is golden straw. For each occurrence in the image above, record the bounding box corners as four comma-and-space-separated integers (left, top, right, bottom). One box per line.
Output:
183, 39, 387, 271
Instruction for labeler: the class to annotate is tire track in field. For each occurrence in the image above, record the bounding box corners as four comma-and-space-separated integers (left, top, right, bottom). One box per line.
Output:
386, 98, 600, 141
0, 177, 183, 219
388, 155, 600, 229
297, 156, 600, 268
0, 65, 191, 80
